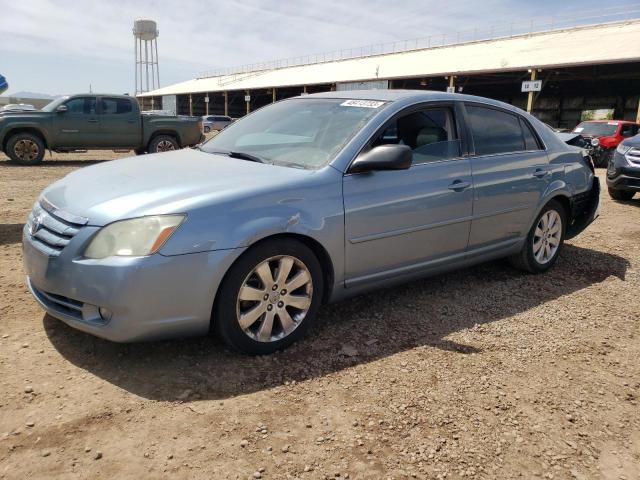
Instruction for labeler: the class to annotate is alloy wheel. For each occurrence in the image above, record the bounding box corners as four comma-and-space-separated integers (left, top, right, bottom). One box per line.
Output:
236, 255, 313, 343
14, 139, 39, 161
156, 140, 176, 152
533, 210, 562, 264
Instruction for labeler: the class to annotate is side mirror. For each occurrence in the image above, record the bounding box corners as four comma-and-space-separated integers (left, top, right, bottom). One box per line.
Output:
349, 144, 412, 174
56, 105, 68, 113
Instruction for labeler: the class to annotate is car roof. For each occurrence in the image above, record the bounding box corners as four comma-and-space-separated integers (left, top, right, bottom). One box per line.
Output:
579, 119, 637, 124
302, 89, 526, 114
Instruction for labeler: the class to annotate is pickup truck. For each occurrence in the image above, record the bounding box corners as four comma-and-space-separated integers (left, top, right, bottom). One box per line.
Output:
0, 94, 204, 164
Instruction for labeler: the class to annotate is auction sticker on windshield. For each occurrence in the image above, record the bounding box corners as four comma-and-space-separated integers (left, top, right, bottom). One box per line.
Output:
340, 100, 385, 108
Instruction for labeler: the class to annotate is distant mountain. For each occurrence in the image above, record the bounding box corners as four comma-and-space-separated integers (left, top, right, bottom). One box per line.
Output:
4, 91, 58, 99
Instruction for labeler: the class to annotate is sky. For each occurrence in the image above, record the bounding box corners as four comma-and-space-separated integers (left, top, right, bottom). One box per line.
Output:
0, 0, 621, 96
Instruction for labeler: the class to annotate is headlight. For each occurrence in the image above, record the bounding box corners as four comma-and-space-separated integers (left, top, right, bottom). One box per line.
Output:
84, 215, 185, 259
590, 138, 600, 147
616, 143, 632, 155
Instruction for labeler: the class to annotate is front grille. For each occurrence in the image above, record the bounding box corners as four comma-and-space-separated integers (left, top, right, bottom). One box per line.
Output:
627, 148, 640, 165
26, 202, 84, 257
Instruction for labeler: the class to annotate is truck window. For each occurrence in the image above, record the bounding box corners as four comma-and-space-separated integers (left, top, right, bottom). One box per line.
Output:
101, 98, 133, 115
65, 97, 97, 115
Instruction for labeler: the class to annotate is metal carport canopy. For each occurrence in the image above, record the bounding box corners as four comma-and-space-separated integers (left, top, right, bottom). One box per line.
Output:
139, 20, 640, 97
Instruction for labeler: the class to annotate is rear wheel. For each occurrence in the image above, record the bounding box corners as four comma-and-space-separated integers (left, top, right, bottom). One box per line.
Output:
608, 187, 635, 201
6, 133, 45, 165
204, 126, 211, 133
214, 238, 323, 355
509, 200, 566, 273
148, 135, 178, 153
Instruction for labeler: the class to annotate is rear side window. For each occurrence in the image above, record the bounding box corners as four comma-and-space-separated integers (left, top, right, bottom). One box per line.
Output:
520, 118, 541, 151
373, 107, 461, 164
101, 98, 133, 115
466, 105, 525, 155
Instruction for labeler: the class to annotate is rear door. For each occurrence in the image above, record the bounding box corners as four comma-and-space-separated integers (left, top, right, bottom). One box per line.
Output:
53, 96, 100, 147
97, 97, 141, 148
343, 102, 474, 287
463, 103, 550, 253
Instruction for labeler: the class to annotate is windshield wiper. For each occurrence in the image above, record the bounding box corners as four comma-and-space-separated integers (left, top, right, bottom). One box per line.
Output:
228, 151, 267, 164
202, 149, 267, 164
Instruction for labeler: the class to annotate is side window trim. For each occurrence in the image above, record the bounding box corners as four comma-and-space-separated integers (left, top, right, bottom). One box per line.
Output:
462, 101, 547, 157
357, 101, 468, 168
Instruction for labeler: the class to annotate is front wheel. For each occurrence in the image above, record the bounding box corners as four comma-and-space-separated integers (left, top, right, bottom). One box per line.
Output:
608, 187, 635, 201
6, 133, 45, 165
214, 238, 323, 355
148, 135, 178, 153
509, 200, 566, 273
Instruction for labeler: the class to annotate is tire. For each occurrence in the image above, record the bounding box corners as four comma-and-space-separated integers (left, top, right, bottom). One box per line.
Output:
509, 200, 566, 274
608, 187, 635, 201
214, 238, 324, 355
204, 126, 211, 133
148, 135, 179, 153
6, 132, 45, 165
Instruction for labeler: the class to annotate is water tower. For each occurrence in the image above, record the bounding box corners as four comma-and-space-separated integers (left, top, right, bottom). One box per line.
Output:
133, 19, 160, 95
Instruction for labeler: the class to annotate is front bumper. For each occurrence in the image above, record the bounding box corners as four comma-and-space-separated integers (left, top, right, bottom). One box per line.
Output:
606, 167, 640, 191
23, 225, 244, 342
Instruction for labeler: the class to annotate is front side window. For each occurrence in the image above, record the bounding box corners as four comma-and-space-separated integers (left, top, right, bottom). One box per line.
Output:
466, 105, 525, 156
100, 98, 133, 115
201, 98, 384, 169
372, 107, 460, 164
64, 97, 97, 115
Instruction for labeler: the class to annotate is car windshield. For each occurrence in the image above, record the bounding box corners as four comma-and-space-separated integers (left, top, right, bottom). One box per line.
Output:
199, 98, 386, 169
573, 122, 618, 136
41, 96, 69, 112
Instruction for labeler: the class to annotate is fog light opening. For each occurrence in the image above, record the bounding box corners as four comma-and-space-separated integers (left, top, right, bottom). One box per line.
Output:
99, 307, 113, 322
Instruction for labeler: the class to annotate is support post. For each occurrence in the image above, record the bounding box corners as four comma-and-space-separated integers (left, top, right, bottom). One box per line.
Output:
246, 90, 250, 115
526, 69, 537, 114
205, 94, 209, 116
449, 76, 455, 89
636, 95, 640, 123
224, 91, 229, 116
272, 88, 276, 103
303, 85, 308, 94
189, 94, 193, 116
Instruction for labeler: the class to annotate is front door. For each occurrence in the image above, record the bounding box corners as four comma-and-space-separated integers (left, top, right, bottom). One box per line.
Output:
343, 104, 473, 287
97, 97, 141, 148
53, 96, 100, 148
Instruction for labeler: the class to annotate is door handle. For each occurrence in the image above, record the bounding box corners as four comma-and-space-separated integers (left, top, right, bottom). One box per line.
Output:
533, 168, 549, 178
87, 119, 99, 123
447, 180, 471, 191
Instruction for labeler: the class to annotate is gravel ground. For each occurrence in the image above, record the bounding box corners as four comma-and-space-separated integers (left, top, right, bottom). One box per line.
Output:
0, 152, 639, 480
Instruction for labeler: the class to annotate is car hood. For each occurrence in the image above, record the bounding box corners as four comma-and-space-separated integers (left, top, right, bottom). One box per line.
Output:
41, 149, 318, 226
621, 134, 640, 148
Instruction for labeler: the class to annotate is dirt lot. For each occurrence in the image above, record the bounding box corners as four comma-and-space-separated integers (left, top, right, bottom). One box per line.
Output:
0, 152, 639, 480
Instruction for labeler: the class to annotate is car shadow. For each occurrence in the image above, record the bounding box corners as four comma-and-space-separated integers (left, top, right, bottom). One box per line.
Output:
0, 223, 24, 246
43, 244, 629, 402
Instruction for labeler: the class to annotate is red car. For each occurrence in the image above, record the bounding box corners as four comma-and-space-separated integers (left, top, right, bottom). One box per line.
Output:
572, 120, 640, 167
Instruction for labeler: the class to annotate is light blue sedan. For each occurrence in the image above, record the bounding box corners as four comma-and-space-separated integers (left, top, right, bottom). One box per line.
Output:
22, 90, 600, 354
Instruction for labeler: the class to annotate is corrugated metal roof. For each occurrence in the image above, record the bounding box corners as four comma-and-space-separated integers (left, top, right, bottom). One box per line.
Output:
140, 21, 640, 97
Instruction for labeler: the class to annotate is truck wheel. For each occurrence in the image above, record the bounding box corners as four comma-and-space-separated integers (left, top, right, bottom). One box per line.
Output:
6, 133, 45, 165
148, 135, 178, 153
608, 188, 635, 201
